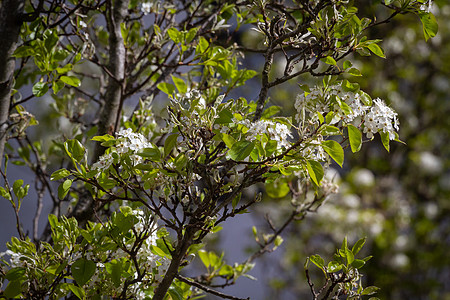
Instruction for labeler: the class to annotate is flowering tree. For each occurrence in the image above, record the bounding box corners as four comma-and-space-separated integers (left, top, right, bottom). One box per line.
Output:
0, 0, 437, 299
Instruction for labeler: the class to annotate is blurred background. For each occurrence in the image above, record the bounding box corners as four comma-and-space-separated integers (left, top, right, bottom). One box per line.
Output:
213, 1, 450, 299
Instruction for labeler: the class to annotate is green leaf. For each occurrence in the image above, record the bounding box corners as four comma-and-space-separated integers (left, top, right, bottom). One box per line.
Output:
185, 27, 199, 43
196, 36, 209, 53
306, 160, 324, 186
367, 43, 385, 58
13, 179, 24, 198
58, 179, 72, 200
221, 133, 236, 149
343, 60, 352, 69
352, 237, 366, 255
64, 139, 86, 162
327, 261, 343, 273
359, 91, 372, 106
52, 80, 65, 94
341, 236, 348, 252
3, 280, 22, 298
167, 28, 181, 43
105, 260, 123, 286
351, 259, 366, 269
168, 287, 183, 300
50, 168, 71, 181
32, 82, 49, 97
0, 186, 11, 200
71, 258, 96, 286
68, 284, 85, 300
151, 245, 167, 257
5, 268, 26, 281
198, 250, 210, 268
310, 255, 325, 270
262, 139, 276, 154
362, 286, 380, 296
419, 12, 438, 41
172, 76, 187, 93
379, 131, 390, 152
261, 106, 281, 119
321, 125, 341, 136
320, 56, 337, 66
265, 179, 290, 198
157, 82, 175, 95
274, 236, 284, 249
216, 109, 233, 124
384, 0, 394, 4
60, 75, 81, 87
136, 147, 161, 161
56, 64, 73, 74
341, 80, 360, 92
347, 124, 362, 153
91, 134, 115, 143
322, 140, 344, 167
347, 68, 362, 76
345, 248, 354, 265
164, 133, 178, 156
13, 45, 35, 57
229, 140, 255, 161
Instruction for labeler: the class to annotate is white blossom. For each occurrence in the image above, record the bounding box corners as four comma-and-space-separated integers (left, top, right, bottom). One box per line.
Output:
141, 2, 152, 14
363, 98, 399, 140
92, 152, 114, 171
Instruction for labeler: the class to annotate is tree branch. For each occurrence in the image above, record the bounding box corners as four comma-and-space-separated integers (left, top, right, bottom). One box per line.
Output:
0, 0, 25, 169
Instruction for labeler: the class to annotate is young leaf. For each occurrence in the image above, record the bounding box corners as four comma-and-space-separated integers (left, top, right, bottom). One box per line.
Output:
164, 133, 178, 156
198, 250, 210, 268
347, 124, 362, 153
60, 75, 81, 87
32, 82, 49, 97
362, 286, 380, 296
265, 179, 290, 199
68, 284, 85, 300
172, 76, 187, 93
327, 261, 343, 273
71, 258, 96, 286
58, 179, 72, 200
367, 43, 385, 58
419, 12, 438, 41
379, 131, 390, 152
309, 255, 325, 270
229, 140, 255, 161
352, 237, 366, 255
167, 28, 181, 43
136, 147, 161, 161
306, 160, 324, 186
50, 168, 71, 181
157, 82, 175, 95
351, 259, 366, 269
320, 56, 337, 66
347, 68, 362, 76
322, 140, 344, 167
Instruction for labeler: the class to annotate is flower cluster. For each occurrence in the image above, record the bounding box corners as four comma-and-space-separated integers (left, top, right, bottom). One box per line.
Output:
85, 208, 170, 298
92, 128, 152, 171
363, 98, 399, 139
295, 83, 399, 140
236, 119, 293, 148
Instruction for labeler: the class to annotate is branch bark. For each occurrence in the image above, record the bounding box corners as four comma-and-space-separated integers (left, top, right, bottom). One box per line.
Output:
69, 0, 129, 228
152, 227, 196, 300
94, 0, 128, 160
0, 0, 25, 169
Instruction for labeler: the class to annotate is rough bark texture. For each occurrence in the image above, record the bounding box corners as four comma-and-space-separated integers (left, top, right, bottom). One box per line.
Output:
0, 0, 25, 169
152, 227, 196, 300
69, 0, 128, 227
94, 0, 128, 159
